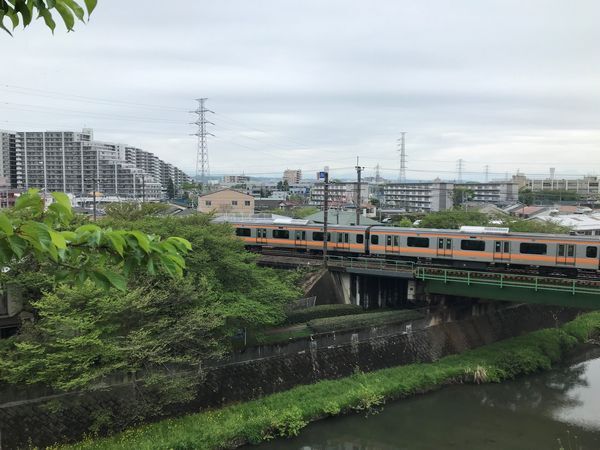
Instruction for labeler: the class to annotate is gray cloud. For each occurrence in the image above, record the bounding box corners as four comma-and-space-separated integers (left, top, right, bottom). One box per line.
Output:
1, 0, 599, 181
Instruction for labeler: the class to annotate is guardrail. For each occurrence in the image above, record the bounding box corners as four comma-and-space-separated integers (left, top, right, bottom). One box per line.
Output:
414, 266, 600, 296
326, 256, 414, 273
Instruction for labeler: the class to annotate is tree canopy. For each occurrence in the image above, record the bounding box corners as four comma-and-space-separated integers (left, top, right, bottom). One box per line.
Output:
0, 0, 96, 35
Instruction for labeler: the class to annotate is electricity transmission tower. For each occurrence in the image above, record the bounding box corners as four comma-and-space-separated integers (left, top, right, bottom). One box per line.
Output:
398, 132, 407, 182
456, 159, 465, 183
190, 98, 214, 184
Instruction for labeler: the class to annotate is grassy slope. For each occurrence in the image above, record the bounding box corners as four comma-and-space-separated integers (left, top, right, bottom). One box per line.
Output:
61, 311, 600, 450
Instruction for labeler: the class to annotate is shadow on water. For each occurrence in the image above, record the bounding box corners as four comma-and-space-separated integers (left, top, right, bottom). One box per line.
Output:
254, 347, 600, 450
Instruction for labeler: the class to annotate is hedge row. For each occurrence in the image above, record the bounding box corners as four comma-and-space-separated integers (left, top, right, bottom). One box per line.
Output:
64, 311, 600, 450
307, 309, 424, 333
285, 304, 364, 324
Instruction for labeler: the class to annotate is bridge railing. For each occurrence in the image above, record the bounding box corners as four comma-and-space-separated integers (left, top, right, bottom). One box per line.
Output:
326, 256, 414, 273
414, 266, 600, 296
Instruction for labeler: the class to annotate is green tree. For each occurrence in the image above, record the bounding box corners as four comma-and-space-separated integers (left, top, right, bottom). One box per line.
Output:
0, 190, 191, 291
104, 202, 170, 221
0, 0, 96, 34
417, 210, 489, 229
166, 178, 176, 200
453, 187, 474, 206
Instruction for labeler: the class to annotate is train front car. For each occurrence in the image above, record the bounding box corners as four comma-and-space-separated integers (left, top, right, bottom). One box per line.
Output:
229, 219, 370, 256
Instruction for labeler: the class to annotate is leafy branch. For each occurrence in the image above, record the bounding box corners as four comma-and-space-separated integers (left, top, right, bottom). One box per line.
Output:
0, 189, 192, 290
0, 0, 97, 35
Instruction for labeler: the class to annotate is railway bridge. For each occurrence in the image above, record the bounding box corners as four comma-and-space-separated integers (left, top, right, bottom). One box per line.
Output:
258, 254, 600, 309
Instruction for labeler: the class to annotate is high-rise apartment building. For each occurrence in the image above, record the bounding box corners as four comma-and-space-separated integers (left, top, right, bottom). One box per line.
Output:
0, 129, 190, 200
283, 169, 302, 184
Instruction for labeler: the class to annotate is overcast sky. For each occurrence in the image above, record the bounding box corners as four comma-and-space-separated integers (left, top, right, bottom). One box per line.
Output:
1, 0, 599, 181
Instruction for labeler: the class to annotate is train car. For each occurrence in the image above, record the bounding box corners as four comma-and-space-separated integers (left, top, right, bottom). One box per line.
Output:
368, 225, 600, 275
229, 219, 370, 255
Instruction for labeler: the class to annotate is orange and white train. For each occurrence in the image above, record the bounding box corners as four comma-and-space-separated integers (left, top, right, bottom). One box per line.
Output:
229, 220, 600, 277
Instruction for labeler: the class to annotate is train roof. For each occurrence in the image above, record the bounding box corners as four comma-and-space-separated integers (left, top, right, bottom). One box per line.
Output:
370, 226, 600, 242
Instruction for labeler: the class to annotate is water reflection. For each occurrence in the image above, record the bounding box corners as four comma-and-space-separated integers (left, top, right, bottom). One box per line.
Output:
255, 351, 600, 450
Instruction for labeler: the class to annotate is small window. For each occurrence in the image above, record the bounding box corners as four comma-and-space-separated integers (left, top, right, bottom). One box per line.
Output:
386, 235, 392, 246
438, 238, 444, 249
205, 200, 212, 206
356, 234, 364, 244
231, 200, 238, 205
393, 236, 399, 246
338, 233, 344, 243
235, 228, 251, 237
371, 235, 379, 245
567, 245, 575, 257
407, 237, 429, 248
313, 232, 323, 241
244, 200, 251, 206
273, 229, 289, 239
520, 243, 547, 255
586, 246, 598, 258
461, 240, 486, 251
504, 242, 510, 253
558, 244, 565, 257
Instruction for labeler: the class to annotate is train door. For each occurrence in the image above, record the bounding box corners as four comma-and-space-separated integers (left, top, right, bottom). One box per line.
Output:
256, 228, 268, 244
556, 243, 576, 265
336, 232, 350, 251
436, 237, 453, 257
295, 230, 307, 248
386, 234, 400, 255
493, 240, 511, 262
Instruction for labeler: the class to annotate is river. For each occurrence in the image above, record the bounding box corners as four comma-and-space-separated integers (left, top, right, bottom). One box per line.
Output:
255, 347, 600, 450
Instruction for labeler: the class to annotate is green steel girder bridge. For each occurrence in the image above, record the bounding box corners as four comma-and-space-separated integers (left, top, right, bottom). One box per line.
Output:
325, 256, 600, 309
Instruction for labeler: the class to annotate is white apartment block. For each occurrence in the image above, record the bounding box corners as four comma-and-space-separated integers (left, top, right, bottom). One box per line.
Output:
383, 181, 454, 212
455, 182, 519, 203
0, 129, 190, 200
526, 176, 600, 197
310, 181, 369, 208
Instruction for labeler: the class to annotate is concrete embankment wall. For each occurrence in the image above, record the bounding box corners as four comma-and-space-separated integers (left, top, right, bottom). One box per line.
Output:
0, 304, 578, 449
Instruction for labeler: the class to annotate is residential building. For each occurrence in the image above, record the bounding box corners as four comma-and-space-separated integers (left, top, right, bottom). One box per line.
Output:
222, 175, 251, 185
283, 169, 302, 184
533, 213, 600, 236
455, 181, 519, 203
526, 175, 600, 197
382, 181, 453, 212
197, 189, 255, 214
0, 176, 18, 208
0, 129, 190, 200
309, 181, 369, 208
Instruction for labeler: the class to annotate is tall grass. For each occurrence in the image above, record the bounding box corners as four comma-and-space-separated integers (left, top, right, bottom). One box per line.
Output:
61, 311, 600, 450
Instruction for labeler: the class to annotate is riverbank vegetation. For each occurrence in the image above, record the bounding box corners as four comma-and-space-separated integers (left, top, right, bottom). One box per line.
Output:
62, 311, 600, 450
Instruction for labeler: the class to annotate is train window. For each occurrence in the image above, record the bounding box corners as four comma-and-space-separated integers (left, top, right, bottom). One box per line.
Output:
386, 236, 392, 246
558, 244, 565, 257
345, 233, 349, 243
295, 231, 306, 240
586, 246, 598, 258
235, 228, 251, 237
407, 237, 429, 248
495, 241, 501, 252
394, 236, 399, 246
460, 240, 485, 251
504, 242, 510, 253
273, 229, 289, 239
313, 232, 330, 241
520, 243, 547, 255
338, 233, 344, 243
447, 239, 452, 249
371, 235, 379, 245
567, 245, 575, 257
438, 238, 444, 249
356, 234, 364, 244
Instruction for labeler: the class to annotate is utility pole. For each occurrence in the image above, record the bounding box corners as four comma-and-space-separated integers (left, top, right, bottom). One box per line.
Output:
320, 168, 330, 265
355, 156, 364, 225
190, 98, 214, 188
398, 132, 407, 182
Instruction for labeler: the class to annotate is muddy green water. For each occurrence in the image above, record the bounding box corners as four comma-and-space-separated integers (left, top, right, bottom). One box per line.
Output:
255, 348, 600, 450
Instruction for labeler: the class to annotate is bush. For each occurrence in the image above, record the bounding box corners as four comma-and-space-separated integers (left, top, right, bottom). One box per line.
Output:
308, 309, 424, 333
285, 304, 364, 324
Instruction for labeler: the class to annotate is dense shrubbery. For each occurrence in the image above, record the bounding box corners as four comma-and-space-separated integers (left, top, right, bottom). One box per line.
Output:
307, 309, 424, 333
65, 312, 600, 450
285, 304, 363, 324
0, 213, 301, 396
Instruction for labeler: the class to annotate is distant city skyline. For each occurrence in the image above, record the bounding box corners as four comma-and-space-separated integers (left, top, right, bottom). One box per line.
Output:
2, 1, 599, 180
